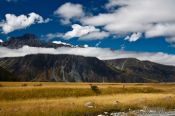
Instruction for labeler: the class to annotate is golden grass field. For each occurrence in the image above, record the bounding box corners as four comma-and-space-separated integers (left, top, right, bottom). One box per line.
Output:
0, 82, 175, 116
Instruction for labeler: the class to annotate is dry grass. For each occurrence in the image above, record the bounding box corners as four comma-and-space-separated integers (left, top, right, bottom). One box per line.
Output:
0, 83, 162, 101
0, 82, 175, 116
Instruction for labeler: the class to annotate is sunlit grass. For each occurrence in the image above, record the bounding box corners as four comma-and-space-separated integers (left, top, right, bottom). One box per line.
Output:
0, 83, 162, 101
0, 82, 175, 116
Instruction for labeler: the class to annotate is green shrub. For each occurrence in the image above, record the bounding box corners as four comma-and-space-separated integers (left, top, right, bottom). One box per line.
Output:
90, 84, 101, 95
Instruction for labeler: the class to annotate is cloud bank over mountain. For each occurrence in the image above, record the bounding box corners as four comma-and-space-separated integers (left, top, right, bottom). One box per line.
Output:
0, 46, 175, 66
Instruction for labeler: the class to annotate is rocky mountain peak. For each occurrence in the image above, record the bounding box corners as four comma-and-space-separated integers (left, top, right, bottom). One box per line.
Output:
1, 33, 75, 48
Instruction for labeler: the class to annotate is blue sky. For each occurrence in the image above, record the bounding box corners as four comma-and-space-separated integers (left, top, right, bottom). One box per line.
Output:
0, 0, 175, 54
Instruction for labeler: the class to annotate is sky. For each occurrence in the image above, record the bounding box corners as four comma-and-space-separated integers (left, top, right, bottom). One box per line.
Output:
0, 0, 175, 65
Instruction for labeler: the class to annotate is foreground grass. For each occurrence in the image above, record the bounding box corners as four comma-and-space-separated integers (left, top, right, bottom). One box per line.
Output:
0, 82, 175, 116
1, 94, 175, 116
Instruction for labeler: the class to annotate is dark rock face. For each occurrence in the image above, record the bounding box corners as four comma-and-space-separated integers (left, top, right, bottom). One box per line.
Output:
0, 54, 124, 82
1, 54, 175, 82
1, 34, 72, 48
0, 66, 17, 81
105, 58, 175, 82
2, 34, 42, 48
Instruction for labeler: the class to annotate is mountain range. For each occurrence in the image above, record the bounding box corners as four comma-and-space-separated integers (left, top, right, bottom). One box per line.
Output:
1, 34, 73, 48
0, 34, 175, 82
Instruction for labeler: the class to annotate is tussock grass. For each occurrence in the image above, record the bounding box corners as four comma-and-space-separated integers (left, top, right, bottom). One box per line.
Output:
0, 86, 162, 101
0, 82, 175, 116
1, 94, 175, 116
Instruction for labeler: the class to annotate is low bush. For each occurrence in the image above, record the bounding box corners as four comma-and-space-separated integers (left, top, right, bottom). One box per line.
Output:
21, 84, 28, 87
90, 84, 101, 95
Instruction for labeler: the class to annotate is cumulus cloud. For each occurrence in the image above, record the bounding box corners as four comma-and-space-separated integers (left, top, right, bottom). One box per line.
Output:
44, 24, 109, 40
54, 2, 84, 24
63, 24, 109, 40
52, 41, 73, 47
64, 24, 99, 39
0, 46, 175, 66
145, 24, 175, 38
81, 0, 175, 44
124, 32, 142, 42
79, 31, 109, 40
0, 12, 50, 34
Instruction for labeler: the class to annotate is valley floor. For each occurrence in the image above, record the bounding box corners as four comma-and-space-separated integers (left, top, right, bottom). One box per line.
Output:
0, 82, 175, 116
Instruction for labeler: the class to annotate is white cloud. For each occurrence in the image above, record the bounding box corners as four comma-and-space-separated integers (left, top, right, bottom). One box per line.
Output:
44, 24, 109, 41
0, 39, 3, 43
82, 13, 116, 27
145, 23, 175, 45
0, 12, 50, 34
54, 2, 84, 24
64, 24, 99, 39
81, 0, 175, 44
0, 46, 175, 66
145, 24, 175, 38
80, 31, 109, 40
63, 24, 109, 40
124, 32, 142, 42
52, 41, 73, 47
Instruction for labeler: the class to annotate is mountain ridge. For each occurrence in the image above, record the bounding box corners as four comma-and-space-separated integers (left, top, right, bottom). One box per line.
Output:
1, 34, 175, 82
105, 58, 175, 82
0, 54, 175, 82
1, 34, 73, 48
0, 54, 123, 82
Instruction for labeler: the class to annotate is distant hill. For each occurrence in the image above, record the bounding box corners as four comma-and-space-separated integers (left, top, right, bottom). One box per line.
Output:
105, 58, 175, 82
0, 54, 175, 82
